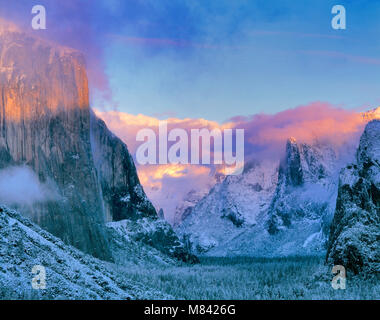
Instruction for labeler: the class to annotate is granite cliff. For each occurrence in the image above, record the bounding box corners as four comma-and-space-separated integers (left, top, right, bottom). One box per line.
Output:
0, 23, 191, 262
327, 121, 380, 275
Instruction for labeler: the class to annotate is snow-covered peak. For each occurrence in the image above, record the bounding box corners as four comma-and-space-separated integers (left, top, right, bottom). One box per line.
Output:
176, 136, 341, 257
327, 119, 380, 275
357, 120, 380, 166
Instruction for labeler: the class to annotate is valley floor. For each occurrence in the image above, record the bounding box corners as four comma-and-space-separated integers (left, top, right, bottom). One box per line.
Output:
116, 256, 379, 300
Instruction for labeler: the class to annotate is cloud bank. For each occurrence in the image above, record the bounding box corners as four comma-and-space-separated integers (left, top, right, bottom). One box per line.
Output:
95, 102, 375, 222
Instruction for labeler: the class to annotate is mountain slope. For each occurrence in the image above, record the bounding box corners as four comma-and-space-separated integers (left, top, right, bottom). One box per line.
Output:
327, 120, 380, 275
0, 205, 171, 299
266, 139, 339, 243
176, 138, 342, 257
176, 160, 279, 254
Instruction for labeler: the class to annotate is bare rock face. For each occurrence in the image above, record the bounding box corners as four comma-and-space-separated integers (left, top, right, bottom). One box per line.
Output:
268, 138, 337, 236
327, 121, 380, 275
282, 137, 304, 187
0, 28, 112, 260
90, 113, 156, 222
175, 160, 280, 255
0, 26, 182, 262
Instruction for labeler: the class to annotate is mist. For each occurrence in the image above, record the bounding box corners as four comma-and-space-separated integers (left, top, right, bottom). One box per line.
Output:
0, 166, 58, 207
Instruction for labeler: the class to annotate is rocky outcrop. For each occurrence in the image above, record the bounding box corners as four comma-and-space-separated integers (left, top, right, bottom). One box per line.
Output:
268, 138, 337, 236
282, 137, 304, 187
327, 121, 380, 275
90, 113, 157, 222
107, 218, 199, 264
0, 25, 191, 262
175, 160, 280, 255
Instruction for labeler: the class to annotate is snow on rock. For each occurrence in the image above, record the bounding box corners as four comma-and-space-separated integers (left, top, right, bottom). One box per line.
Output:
267, 139, 339, 242
173, 188, 213, 227
175, 160, 280, 255
174, 109, 379, 259
0, 206, 170, 299
107, 218, 199, 264
176, 137, 344, 257
327, 120, 380, 275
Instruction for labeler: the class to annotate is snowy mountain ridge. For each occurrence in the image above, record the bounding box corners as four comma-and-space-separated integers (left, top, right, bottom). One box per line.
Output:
175, 108, 380, 257
175, 136, 352, 257
327, 120, 380, 274
0, 205, 173, 299
176, 160, 280, 254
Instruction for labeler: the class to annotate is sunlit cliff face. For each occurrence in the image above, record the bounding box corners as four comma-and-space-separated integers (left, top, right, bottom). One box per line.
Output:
0, 22, 89, 123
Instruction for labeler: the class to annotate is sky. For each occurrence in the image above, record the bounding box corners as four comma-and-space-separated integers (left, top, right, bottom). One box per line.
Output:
1, 0, 380, 221
1, 0, 380, 121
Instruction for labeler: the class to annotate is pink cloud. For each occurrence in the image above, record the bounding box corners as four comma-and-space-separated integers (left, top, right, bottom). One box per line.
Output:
93, 109, 225, 154
94, 102, 378, 222
230, 102, 369, 161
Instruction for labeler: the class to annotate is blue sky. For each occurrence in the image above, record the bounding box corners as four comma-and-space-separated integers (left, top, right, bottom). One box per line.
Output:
2, 0, 380, 122
102, 0, 380, 121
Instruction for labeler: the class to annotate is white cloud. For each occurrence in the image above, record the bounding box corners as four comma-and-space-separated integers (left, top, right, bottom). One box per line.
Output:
0, 166, 58, 206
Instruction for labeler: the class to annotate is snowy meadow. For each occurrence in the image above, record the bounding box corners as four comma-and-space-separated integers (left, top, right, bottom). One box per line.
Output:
119, 256, 379, 300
